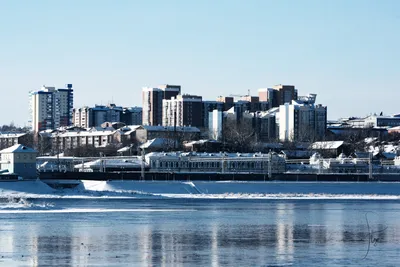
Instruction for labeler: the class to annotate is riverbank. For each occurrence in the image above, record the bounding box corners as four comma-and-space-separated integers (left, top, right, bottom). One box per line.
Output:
1, 180, 400, 200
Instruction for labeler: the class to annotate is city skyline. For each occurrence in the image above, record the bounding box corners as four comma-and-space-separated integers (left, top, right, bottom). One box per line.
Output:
1, 0, 399, 126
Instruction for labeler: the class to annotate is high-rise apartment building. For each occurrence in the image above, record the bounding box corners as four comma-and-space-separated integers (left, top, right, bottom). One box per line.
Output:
73, 104, 130, 128
258, 85, 298, 108
121, 107, 142, 125
273, 84, 298, 106
162, 94, 203, 127
142, 85, 181, 126
29, 84, 73, 132
278, 97, 327, 142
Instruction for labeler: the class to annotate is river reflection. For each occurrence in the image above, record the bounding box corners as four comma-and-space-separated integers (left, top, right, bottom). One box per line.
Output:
0, 200, 399, 266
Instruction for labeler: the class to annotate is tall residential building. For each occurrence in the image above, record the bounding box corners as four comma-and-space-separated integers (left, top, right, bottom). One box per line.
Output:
73, 106, 90, 128
29, 84, 73, 132
209, 109, 223, 140
73, 104, 125, 128
142, 84, 181, 126
202, 101, 224, 130
121, 107, 142, 125
278, 97, 327, 142
216, 96, 234, 110
162, 94, 203, 127
258, 85, 298, 108
273, 84, 298, 106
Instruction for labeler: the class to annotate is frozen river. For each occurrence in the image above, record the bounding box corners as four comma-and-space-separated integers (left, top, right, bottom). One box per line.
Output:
0, 198, 399, 266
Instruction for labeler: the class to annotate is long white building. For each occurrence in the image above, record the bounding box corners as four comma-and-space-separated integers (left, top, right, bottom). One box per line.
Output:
29, 84, 73, 132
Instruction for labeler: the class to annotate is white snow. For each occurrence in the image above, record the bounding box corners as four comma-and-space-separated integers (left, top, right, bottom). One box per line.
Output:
0, 180, 400, 202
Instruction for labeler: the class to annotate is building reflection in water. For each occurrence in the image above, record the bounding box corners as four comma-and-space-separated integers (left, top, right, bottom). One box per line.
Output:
276, 203, 294, 263
0, 202, 399, 266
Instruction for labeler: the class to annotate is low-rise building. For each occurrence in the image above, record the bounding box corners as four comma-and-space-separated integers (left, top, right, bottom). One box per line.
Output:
145, 151, 286, 174
0, 144, 38, 179
0, 132, 30, 150
42, 127, 116, 151
140, 125, 201, 143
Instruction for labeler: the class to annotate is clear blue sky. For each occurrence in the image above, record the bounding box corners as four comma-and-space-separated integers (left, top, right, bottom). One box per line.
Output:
0, 0, 399, 127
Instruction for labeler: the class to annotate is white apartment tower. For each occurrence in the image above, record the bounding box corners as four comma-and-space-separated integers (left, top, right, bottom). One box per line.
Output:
29, 84, 73, 132
278, 96, 327, 142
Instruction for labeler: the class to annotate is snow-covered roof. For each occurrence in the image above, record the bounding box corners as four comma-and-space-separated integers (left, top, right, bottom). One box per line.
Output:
381, 152, 396, 160
281, 150, 314, 158
116, 125, 143, 135
90, 126, 115, 132
140, 138, 176, 149
0, 132, 27, 138
50, 129, 115, 138
0, 144, 37, 154
183, 139, 219, 146
74, 158, 144, 169
143, 125, 200, 133
146, 151, 277, 159
117, 146, 134, 153
310, 141, 344, 150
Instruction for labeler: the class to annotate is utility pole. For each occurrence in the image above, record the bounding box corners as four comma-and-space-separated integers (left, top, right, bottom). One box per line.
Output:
141, 148, 145, 180
56, 133, 60, 172
369, 152, 373, 180
267, 152, 272, 179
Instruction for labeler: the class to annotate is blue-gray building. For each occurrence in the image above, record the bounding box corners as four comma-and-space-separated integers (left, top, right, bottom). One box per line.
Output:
0, 144, 38, 179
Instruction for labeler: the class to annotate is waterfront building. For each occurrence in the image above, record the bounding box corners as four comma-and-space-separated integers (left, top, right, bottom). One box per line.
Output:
278, 96, 327, 142
29, 84, 74, 132
145, 151, 286, 174
0, 144, 38, 179
162, 94, 203, 127
142, 84, 181, 126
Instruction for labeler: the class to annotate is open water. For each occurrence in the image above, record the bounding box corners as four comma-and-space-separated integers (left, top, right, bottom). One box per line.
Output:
0, 198, 399, 266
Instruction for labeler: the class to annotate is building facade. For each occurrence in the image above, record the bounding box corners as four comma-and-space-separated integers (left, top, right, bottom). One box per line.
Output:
278, 100, 327, 142
29, 84, 73, 132
258, 85, 298, 109
121, 107, 142, 125
142, 85, 181, 126
73, 104, 127, 128
0, 144, 38, 179
0, 133, 30, 150
162, 94, 203, 127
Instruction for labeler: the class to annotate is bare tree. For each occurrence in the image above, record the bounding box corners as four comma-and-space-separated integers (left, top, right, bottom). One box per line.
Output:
222, 118, 257, 152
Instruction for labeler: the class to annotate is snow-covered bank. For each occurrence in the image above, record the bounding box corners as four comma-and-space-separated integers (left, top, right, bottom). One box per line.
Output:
81, 180, 400, 196
0, 180, 400, 200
